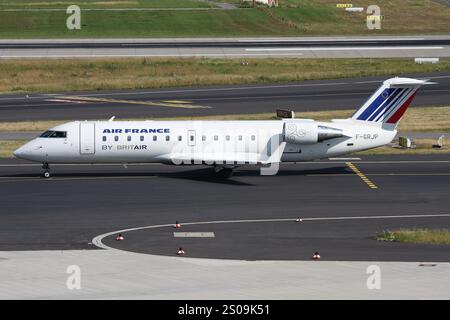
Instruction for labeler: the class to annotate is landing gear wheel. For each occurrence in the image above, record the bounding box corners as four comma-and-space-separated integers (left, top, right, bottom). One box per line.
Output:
42, 163, 50, 178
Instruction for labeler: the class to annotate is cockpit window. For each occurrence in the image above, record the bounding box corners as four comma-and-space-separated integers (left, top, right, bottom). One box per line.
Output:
40, 131, 53, 137
40, 131, 67, 138
51, 131, 67, 138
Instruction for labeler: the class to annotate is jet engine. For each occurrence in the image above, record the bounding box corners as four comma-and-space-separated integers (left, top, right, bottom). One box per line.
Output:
283, 121, 344, 144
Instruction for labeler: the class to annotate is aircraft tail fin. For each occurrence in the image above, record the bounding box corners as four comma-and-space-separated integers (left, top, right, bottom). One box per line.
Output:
351, 77, 433, 127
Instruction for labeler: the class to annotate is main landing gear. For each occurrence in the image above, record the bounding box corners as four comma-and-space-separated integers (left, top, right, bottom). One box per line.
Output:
214, 165, 234, 178
42, 163, 51, 178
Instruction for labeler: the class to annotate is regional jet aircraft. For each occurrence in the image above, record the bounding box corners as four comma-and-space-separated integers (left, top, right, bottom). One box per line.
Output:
14, 77, 430, 177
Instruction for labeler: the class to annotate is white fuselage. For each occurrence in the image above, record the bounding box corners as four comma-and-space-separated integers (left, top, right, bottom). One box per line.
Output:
14, 119, 396, 166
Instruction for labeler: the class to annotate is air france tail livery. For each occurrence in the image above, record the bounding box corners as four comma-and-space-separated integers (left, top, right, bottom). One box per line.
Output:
14, 77, 430, 177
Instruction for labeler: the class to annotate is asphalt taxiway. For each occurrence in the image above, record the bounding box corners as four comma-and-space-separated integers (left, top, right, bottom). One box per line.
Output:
0, 154, 449, 262
0, 72, 449, 121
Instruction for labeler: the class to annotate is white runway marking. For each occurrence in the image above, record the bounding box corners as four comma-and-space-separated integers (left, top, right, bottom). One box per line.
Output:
1, 159, 450, 168
0, 53, 305, 59
240, 38, 426, 42
92, 213, 450, 250
174, 232, 215, 238
308, 173, 450, 177
0, 175, 157, 183
0, 163, 164, 167
328, 157, 361, 161
246, 46, 444, 51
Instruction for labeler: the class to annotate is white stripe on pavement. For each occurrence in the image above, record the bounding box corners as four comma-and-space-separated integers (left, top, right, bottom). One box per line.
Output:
92, 213, 450, 250
246, 46, 444, 51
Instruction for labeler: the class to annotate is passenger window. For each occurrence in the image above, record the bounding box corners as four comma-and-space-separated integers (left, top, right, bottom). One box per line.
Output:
127, 136, 131, 142
238, 135, 243, 141
226, 135, 230, 141
251, 135, 256, 141
178, 136, 182, 141
214, 135, 218, 141
102, 136, 107, 142
153, 135, 157, 141
140, 136, 144, 142
166, 135, 170, 141
114, 136, 119, 142
202, 135, 206, 141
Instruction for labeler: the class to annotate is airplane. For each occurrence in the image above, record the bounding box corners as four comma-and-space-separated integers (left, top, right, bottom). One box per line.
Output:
14, 77, 430, 178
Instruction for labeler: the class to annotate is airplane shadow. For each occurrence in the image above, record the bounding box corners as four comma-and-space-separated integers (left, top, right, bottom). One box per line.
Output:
1, 165, 350, 186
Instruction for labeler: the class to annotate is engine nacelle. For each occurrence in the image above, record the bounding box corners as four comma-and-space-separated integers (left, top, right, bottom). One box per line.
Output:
283, 120, 344, 144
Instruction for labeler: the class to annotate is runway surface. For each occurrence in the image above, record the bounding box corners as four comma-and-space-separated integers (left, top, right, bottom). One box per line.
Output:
1, 36, 450, 58
2, 37, 450, 49
0, 72, 449, 122
0, 154, 449, 262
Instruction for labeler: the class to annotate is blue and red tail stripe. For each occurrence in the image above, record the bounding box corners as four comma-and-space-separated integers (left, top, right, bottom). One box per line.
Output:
386, 92, 417, 124
373, 88, 412, 122
356, 88, 415, 123
356, 88, 396, 121
367, 88, 405, 121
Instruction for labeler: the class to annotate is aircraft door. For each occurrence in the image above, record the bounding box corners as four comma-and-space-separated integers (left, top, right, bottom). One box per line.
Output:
80, 122, 96, 155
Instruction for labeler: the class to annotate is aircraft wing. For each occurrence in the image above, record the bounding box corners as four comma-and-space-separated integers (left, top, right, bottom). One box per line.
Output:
169, 140, 287, 166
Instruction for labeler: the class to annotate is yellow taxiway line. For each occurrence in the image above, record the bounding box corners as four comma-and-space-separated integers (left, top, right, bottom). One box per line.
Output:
346, 162, 378, 189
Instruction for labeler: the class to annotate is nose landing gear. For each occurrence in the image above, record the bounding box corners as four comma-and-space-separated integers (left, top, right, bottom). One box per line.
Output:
42, 163, 51, 178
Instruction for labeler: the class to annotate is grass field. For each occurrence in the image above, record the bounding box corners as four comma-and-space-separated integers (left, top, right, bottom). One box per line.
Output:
0, 140, 24, 157
376, 229, 450, 245
0, 0, 213, 9
1, 58, 449, 93
357, 138, 450, 155
0, 0, 448, 38
1, 106, 450, 132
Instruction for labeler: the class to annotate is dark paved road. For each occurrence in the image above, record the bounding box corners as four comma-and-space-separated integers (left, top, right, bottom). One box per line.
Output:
2, 38, 450, 49
0, 72, 448, 121
0, 154, 449, 262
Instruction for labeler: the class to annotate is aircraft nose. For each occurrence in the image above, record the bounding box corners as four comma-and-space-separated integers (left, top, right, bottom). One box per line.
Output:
13, 145, 28, 159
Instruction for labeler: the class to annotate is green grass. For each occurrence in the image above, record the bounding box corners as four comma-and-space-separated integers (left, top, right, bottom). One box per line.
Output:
0, 140, 24, 158
0, 8, 291, 38
1, 106, 450, 132
0, 0, 213, 9
376, 229, 450, 245
357, 138, 450, 155
264, 0, 450, 35
0, 0, 448, 38
1, 57, 450, 93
